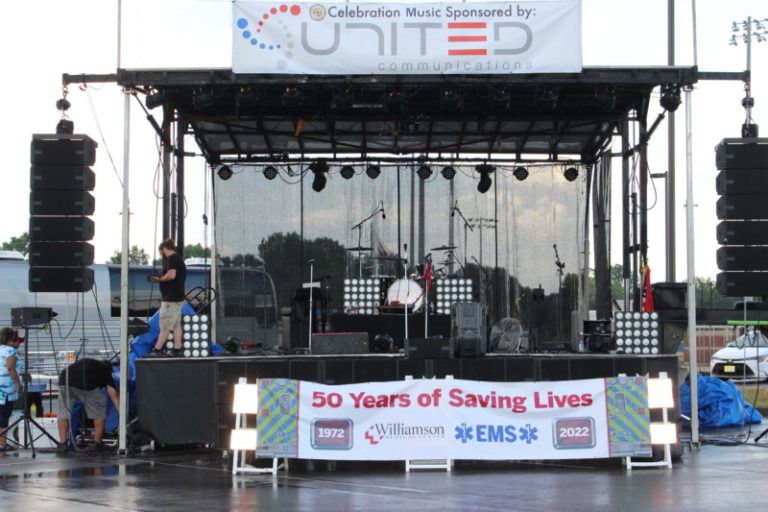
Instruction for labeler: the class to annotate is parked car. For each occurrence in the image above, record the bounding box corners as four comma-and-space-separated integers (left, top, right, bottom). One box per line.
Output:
709, 330, 768, 381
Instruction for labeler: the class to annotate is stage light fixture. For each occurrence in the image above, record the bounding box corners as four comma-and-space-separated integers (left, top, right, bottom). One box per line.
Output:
340, 165, 355, 179
490, 87, 510, 109
263, 165, 278, 180
563, 167, 579, 182
513, 166, 529, 181
217, 165, 233, 181
475, 164, 494, 194
441, 166, 456, 180
145, 91, 165, 110
417, 165, 432, 180
193, 89, 217, 111
230, 429, 258, 451
331, 89, 353, 110
309, 160, 329, 192
440, 88, 463, 110
55, 98, 71, 112
235, 88, 261, 110
594, 88, 616, 111
659, 85, 681, 112
282, 87, 304, 106
56, 119, 74, 134
535, 88, 559, 112
366, 165, 381, 179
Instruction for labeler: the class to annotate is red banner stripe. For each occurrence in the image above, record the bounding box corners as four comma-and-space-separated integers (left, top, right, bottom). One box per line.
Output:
448, 36, 487, 42
448, 22, 487, 29
448, 49, 488, 56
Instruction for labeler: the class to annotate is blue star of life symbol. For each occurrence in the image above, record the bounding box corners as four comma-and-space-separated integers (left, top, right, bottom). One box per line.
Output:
519, 424, 538, 444
454, 423, 474, 443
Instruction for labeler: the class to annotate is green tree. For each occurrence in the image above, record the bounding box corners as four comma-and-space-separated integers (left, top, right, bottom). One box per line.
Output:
1, 232, 30, 256
184, 243, 211, 259
108, 245, 150, 265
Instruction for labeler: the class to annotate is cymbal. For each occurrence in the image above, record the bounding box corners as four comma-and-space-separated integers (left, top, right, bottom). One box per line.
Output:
431, 245, 457, 251
346, 246, 372, 252
375, 256, 405, 261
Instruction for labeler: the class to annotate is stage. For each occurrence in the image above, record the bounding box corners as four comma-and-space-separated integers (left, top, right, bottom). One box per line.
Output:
135, 353, 679, 448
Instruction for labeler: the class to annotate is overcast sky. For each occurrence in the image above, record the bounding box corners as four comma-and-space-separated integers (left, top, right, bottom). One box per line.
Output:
0, 0, 765, 281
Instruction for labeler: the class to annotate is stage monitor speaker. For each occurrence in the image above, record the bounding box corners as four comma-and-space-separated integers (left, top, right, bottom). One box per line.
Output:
11, 307, 54, 327
405, 337, 454, 359
716, 195, 768, 220
651, 282, 686, 309
311, 332, 369, 354
31, 134, 97, 166
30, 165, 95, 191
29, 267, 94, 293
455, 337, 484, 358
450, 302, 487, 354
30, 191, 95, 216
716, 139, 768, 170
716, 169, 768, 195
716, 271, 768, 297
28, 241, 94, 267
717, 220, 768, 245
717, 246, 768, 271
30, 216, 94, 242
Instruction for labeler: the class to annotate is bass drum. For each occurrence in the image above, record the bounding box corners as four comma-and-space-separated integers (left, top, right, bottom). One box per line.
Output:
386, 279, 424, 311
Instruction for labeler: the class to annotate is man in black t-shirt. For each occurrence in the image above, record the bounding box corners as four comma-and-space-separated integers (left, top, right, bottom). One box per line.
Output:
57, 358, 120, 453
147, 238, 187, 358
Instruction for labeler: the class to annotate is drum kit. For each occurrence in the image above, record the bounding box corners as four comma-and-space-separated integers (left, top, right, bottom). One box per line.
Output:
346, 243, 459, 313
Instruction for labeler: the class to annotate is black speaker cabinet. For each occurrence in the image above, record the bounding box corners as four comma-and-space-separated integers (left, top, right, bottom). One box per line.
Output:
30, 165, 95, 191
716, 195, 768, 220
28, 242, 94, 267
30, 191, 95, 216
311, 332, 369, 354
29, 267, 94, 292
30, 216, 94, 242
405, 337, 454, 359
717, 220, 768, 245
716, 139, 768, 170
717, 246, 768, 271
716, 169, 768, 195
716, 272, 768, 297
31, 134, 97, 166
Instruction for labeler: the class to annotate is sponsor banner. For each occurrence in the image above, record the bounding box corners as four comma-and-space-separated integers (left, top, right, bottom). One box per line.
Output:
255, 378, 299, 457
233, 1, 582, 74
248, 377, 650, 460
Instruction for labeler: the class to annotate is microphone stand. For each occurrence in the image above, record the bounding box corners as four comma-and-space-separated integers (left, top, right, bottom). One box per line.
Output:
452, 202, 474, 276
350, 204, 385, 278
308, 259, 315, 352
553, 244, 566, 342
403, 244, 409, 344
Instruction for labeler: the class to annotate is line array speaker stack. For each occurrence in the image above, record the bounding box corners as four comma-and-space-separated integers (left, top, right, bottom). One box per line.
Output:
29, 134, 97, 292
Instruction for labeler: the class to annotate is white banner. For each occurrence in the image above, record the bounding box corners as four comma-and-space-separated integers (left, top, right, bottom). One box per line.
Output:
232, 1, 582, 74
254, 376, 651, 461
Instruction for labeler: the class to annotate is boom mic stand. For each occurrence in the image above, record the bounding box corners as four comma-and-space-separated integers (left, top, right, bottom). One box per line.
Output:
1, 324, 59, 457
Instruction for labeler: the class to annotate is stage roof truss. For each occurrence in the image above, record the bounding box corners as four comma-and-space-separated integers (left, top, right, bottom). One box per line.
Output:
99, 67, 707, 165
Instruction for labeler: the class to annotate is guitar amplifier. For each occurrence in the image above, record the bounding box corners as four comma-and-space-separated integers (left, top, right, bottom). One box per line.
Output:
405, 337, 454, 359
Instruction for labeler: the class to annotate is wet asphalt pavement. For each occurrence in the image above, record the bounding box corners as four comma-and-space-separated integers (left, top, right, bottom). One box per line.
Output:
1, 429, 768, 512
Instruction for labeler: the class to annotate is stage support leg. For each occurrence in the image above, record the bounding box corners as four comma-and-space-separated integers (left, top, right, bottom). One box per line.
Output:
118, 90, 131, 455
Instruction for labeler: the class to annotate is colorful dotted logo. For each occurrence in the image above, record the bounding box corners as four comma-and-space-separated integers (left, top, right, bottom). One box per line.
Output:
236, 4, 303, 68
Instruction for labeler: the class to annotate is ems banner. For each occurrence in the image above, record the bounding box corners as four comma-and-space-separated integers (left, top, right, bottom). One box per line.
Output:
254, 376, 652, 461
232, 1, 582, 74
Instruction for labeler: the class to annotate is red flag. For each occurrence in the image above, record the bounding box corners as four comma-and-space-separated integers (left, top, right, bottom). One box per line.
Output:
642, 265, 654, 312
423, 261, 433, 292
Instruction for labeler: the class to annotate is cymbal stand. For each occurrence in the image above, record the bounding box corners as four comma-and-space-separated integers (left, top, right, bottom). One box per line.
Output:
351, 206, 385, 278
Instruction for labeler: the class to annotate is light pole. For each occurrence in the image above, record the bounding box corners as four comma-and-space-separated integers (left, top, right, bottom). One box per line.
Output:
730, 16, 767, 137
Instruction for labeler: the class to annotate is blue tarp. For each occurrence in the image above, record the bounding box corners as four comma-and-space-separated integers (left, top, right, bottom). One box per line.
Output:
129, 304, 224, 357
680, 373, 763, 428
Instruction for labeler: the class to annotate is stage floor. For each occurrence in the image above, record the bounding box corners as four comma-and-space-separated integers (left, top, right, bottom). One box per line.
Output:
1, 429, 766, 512
135, 353, 679, 447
